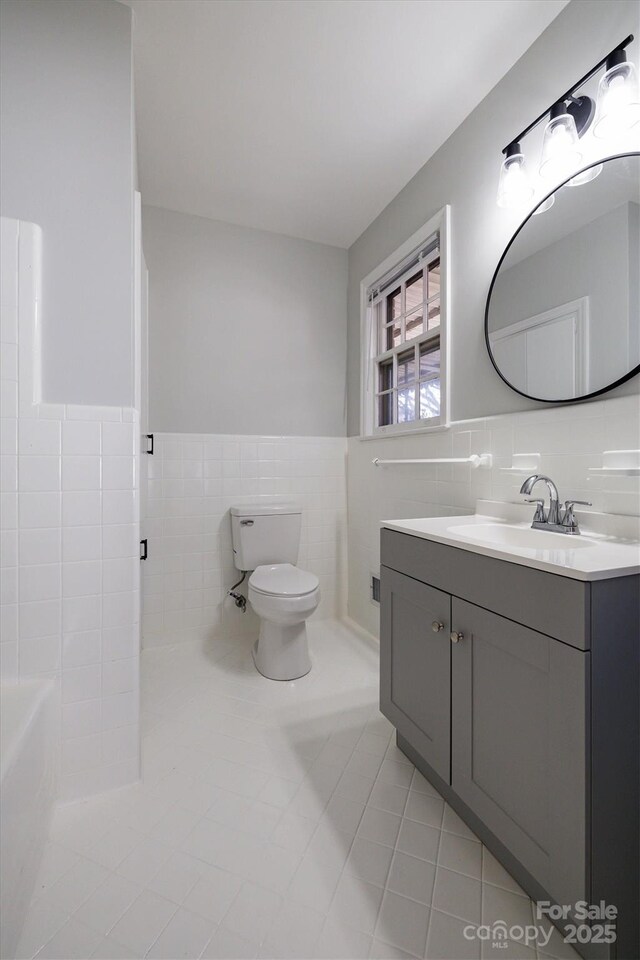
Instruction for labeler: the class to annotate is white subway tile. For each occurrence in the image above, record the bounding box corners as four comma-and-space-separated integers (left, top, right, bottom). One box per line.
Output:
20, 455, 60, 492
19, 419, 61, 456
63, 630, 102, 668
62, 456, 100, 491
62, 663, 101, 703
103, 558, 137, 595
102, 690, 138, 730
102, 422, 135, 456
18, 634, 61, 673
18, 599, 60, 640
102, 591, 136, 629
19, 527, 60, 565
63, 491, 101, 527
103, 490, 136, 525
102, 657, 137, 696
102, 624, 138, 661
63, 560, 102, 598
103, 524, 137, 559
62, 595, 101, 633
63, 699, 102, 739
62, 420, 101, 456
63, 525, 101, 562
19, 563, 60, 602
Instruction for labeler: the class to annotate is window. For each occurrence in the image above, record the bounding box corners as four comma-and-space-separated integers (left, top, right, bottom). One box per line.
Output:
360, 207, 449, 436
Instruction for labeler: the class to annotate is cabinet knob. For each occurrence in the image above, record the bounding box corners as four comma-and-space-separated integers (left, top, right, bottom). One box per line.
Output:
450, 631, 464, 643
431, 620, 444, 633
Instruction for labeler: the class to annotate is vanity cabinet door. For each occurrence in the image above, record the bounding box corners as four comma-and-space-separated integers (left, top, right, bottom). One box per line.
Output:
380, 567, 451, 782
451, 598, 587, 908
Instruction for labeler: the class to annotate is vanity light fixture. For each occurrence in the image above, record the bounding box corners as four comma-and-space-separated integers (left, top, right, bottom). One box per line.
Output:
496, 142, 533, 209
497, 34, 636, 211
593, 48, 640, 139
538, 102, 582, 180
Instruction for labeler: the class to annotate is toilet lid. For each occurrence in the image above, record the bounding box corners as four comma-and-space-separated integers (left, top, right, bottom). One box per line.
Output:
250, 563, 319, 597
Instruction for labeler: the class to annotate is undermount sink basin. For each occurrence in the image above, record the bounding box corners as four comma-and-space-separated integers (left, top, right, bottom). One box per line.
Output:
448, 522, 593, 551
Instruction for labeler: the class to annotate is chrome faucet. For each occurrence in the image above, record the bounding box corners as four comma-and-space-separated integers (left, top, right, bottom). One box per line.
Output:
519, 475, 591, 535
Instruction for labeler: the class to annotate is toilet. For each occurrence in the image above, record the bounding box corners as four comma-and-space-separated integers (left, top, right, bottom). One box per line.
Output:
230, 503, 320, 680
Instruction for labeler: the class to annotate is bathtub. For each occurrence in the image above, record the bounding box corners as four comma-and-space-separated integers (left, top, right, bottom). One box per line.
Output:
1, 680, 57, 960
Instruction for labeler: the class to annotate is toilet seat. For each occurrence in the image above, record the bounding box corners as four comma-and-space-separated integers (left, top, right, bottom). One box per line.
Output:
249, 563, 319, 598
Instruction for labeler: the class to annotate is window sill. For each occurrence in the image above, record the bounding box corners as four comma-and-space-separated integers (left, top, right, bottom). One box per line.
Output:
357, 421, 450, 441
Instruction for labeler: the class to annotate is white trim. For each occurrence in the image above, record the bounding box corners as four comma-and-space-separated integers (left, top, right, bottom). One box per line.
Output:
489, 296, 589, 395
359, 206, 450, 438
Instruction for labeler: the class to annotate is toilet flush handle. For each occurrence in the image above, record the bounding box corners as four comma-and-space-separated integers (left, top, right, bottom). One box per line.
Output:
240, 519, 254, 526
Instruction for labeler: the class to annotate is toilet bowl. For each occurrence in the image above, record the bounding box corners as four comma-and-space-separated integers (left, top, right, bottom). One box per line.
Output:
248, 563, 320, 680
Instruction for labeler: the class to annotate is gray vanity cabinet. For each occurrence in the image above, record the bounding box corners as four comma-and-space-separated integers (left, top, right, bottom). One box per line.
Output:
451, 598, 587, 911
380, 527, 640, 960
380, 569, 450, 782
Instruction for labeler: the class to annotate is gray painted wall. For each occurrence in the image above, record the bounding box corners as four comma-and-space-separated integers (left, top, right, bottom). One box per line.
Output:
143, 205, 348, 436
490, 203, 638, 389
0, 0, 134, 407
346, 0, 640, 435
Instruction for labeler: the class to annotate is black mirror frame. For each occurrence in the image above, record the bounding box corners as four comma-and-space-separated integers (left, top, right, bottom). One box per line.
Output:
484, 151, 640, 404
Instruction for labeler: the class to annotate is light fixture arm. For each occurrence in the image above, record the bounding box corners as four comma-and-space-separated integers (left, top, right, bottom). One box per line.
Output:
502, 34, 634, 154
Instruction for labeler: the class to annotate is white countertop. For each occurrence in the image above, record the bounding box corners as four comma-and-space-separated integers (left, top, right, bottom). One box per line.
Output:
381, 501, 640, 581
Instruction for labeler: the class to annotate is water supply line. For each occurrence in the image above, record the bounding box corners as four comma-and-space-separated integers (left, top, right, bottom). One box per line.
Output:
228, 572, 247, 612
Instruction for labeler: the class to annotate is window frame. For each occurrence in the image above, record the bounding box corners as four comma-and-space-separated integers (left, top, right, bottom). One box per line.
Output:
359, 206, 451, 438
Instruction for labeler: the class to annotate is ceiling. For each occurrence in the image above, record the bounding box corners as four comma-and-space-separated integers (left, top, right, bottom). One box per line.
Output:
126, 0, 568, 248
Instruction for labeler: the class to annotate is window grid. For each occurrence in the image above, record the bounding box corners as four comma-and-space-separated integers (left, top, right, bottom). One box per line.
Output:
372, 247, 441, 429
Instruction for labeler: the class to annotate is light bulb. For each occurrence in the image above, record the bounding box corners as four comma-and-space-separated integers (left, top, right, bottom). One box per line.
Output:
539, 103, 582, 181
568, 163, 603, 187
497, 143, 534, 210
533, 194, 555, 215
594, 52, 640, 140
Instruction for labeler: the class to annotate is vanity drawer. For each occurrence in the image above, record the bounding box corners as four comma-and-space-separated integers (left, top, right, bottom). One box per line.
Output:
381, 528, 590, 650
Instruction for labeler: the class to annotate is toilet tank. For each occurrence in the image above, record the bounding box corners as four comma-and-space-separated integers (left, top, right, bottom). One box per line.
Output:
230, 503, 302, 571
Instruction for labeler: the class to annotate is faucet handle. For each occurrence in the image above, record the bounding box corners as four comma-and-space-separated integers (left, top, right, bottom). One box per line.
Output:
562, 500, 592, 528
525, 498, 546, 523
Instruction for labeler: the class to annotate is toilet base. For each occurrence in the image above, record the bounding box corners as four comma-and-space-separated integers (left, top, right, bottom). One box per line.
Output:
252, 619, 312, 681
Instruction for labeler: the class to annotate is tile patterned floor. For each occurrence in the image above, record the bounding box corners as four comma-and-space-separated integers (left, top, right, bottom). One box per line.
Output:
16, 621, 578, 960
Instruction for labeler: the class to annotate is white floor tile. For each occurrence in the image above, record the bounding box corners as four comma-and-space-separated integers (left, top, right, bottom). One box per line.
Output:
34, 918, 102, 959
375, 891, 430, 959
425, 908, 481, 960
437, 831, 482, 880
18, 621, 542, 960
201, 926, 259, 959
73, 873, 142, 935
14, 900, 69, 960
386, 851, 436, 905
432, 867, 482, 925
146, 851, 207, 904
221, 882, 282, 944
109, 890, 178, 956
145, 907, 217, 959
182, 866, 243, 924
345, 837, 394, 888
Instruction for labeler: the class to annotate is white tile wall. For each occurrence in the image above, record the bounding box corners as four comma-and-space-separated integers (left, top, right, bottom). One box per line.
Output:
348, 397, 640, 635
142, 433, 347, 647
1, 217, 141, 801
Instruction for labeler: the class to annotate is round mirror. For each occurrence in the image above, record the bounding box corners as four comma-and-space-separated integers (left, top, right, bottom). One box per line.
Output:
485, 152, 640, 402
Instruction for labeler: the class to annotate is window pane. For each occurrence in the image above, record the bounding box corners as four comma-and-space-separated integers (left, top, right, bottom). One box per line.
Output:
385, 322, 401, 350
419, 339, 440, 378
420, 379, 441, 419
427, 297, 440, 329
387, 287, 402, 322
378, 359, 393, 393
397, 386, 415, 423
428, 259, 440, 298
378, 392, 393, 426
405, 271, 424, 312
397, 349, 415, 385
405, 306, 424, 341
